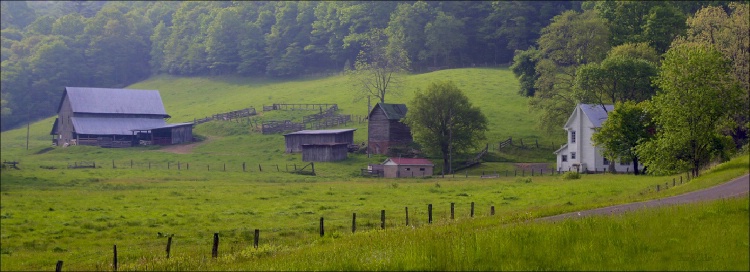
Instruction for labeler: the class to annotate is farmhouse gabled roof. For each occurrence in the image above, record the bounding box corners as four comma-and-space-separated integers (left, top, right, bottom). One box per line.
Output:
383, 158, 433, 166
564, 104, 614, 129
370, 103, 408, 120
58, 87, 170, 117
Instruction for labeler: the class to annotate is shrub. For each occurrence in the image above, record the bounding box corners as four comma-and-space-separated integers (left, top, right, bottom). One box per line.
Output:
562, 171, 581, 180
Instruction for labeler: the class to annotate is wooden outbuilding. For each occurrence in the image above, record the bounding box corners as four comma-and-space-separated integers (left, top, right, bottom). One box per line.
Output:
302, 143, 349, 162
50, 87, 193, 147
367, 103, 413, 155
382, 158, 434, 178
283, 129, 356, 153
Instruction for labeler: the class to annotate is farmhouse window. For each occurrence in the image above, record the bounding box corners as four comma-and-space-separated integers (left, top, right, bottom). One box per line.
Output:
562, 155, 568, 162
603, 157, 609, 165
405, 167, 411, 171
419, 168, 425, 171
571, 152, 576, 159
570, 131, 576, 143
620, 160, 629, 166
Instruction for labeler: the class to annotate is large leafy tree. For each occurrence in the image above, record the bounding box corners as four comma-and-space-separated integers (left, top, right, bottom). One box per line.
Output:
404, 81, 488, 173
574, 55, 658, 105
636, 43, 743, 176
592, 101, 652, 175
677, 3, 749, 148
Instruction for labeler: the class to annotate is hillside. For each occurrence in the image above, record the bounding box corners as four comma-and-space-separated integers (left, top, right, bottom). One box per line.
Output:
0, 68, 562, 175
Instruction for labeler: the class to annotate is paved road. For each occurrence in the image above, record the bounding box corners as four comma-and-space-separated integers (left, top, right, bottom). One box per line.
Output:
536, 174, 749, 222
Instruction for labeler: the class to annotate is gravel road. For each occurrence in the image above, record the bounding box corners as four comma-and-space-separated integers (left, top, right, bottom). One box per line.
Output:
536, 174, 749, 222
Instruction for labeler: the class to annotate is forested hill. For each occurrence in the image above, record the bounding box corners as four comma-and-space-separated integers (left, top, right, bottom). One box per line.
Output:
0, 1, 730, 131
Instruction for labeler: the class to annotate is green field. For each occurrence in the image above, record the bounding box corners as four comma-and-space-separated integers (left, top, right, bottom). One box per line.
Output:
1, 68, 748, 270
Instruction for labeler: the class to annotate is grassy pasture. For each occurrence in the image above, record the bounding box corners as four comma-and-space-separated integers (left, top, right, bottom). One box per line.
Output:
0, 155, 746, 271
0, 68, 560, 168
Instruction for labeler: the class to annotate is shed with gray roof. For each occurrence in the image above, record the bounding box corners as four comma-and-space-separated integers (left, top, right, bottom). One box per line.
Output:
50, 87, 193, 147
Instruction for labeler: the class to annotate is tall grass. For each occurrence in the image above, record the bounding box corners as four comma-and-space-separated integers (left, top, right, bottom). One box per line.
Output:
0, 155, 746, 271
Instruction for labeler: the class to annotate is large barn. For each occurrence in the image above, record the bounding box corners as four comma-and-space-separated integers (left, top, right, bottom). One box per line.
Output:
367, 103, 412, 155
50, 87, 193, 147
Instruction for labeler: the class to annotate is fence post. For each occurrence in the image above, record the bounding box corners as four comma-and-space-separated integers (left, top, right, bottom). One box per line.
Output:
465, 170, 468, 178
254, 229, 259, 248
243, 162, 246, 172
451, 203, 455, 220
166, 236, 172, 258
178, 161, 181, 170
207, 165, 210, 171
522, 169, 525, 177
491, 206, 495, 215
673, 179, 675, 186
428, 204, 433, 224
471, 202, 475, 217
657, 184, 660, 192
405, 207, 409, 226
212, 233, 219, 258
352, 213, 356, 233
113, 244, 118, 272
276, 165, 280, 172
112, 160, 115, 169
130, 160, 133, 169
187, 163, 189, 170
259, 164, 262, 172
55, 261, 63, 272
381, 210, 386, 230
319, 217, 324, 237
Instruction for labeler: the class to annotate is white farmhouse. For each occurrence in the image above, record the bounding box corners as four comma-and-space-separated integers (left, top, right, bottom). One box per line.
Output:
554, 104, 642, 173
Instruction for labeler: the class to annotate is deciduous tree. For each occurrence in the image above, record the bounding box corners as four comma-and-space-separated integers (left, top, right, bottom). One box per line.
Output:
636, 44, 742, 176
592, 101, 652, 175
404, 81, 488, 173
348, 28, 409, 104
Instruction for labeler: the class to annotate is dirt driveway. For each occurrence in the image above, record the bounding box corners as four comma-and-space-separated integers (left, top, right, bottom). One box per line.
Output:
536, 174, 750, 222
157, 137, 215, 154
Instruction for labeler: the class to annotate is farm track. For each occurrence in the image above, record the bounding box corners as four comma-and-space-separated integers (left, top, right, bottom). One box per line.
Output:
536, 174, 750, 222
157, 136, 217, 154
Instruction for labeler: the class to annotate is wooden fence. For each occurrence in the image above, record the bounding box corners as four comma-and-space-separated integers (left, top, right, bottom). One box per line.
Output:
193, 107, 257, 125
261, 103, 352, 134
50, 170, 694, 271
495, 137, 558, 150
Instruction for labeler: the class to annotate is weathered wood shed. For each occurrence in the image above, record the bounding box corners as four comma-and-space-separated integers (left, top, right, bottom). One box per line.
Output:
302, 143, 349, 162
368, 103, 412, 155
382, 158, 434, 178
50, 87, 193, 147
283, 129, 356, 153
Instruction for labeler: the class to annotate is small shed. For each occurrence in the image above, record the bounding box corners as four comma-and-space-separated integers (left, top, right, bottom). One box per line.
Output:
368, 103, 412, 155
302, 143, 349, 162
382, 158, 434, 178
283, 129, 356, 153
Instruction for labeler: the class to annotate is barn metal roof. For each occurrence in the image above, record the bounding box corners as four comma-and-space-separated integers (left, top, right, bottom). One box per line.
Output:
132, 122, 194, 131
283, 129, 357, 136
371, 103, 408, 120
59, 87, 169, 116
579, 104, 614, 128
71, 116, 167, 135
